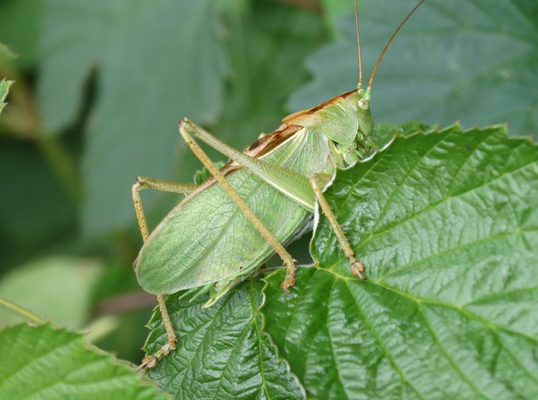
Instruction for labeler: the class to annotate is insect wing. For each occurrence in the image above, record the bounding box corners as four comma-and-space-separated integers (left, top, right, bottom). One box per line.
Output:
135, 128, 333, 295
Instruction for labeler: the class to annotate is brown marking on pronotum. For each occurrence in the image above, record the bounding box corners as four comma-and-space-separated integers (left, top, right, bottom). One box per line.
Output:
246, 139, 264, 152
283, 89, 360, 123
244, 124, 301, 158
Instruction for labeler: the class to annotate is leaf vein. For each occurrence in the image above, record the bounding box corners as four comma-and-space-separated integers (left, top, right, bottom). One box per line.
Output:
343, 281, 427, 400
370, 281, 538, 345
417, 303, 492, 400
376, 228, 535, 283
354, 156, 538, 256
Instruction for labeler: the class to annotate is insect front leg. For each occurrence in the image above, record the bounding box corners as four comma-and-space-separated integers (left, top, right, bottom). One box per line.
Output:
310, 175, 365, 280
178, 118, 298, 291
132, 176, 199, 370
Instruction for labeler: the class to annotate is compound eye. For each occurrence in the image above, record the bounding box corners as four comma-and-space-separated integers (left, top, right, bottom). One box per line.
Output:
358, 99, 369, 110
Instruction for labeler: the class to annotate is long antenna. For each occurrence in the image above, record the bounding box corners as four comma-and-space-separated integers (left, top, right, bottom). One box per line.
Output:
368, 0, 425, 91
354, 0, 362, 87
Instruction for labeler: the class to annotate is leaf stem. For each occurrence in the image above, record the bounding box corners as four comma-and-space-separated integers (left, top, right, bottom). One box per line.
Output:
37, 134, 83, 202
0, 296, 48, 325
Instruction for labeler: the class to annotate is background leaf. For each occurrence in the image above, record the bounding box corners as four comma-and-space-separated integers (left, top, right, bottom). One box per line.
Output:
38, 0, 226, 235
0, 257, 102, 329
0, 44, 18, 67
214, 1, 325, 152
288, 0, 538, 137
0, 135, 78, 270
0, 78, 13, 114
0, 0, 39, 69
143, 281, 304, 400
0, 323, 171, 400
262, 124, 538, 399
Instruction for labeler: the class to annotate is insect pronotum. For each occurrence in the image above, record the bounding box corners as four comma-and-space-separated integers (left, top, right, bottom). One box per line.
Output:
132, 0, 425, 369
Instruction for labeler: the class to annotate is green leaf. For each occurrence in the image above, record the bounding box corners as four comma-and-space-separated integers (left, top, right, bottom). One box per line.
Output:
0, 43, 18, 67
143, 281, 304, 400
0, 323, 170, 400
373, 121, 434, 149
0, 0, 39, 68
288, 0, 538, 137
193, 161, 226, 186
37, 0, 226, 235
0, 78, 13, 115
262, 124, 538, 399
0, 257, 103, 329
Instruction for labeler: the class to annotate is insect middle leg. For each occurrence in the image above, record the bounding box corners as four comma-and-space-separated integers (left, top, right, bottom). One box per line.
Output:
178, 118, 298, 291
310, 175, 365, 279
133, 176, 198, 239
132, 176, 199, 369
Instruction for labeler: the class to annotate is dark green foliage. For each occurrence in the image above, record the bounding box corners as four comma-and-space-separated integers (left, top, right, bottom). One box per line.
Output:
289, 0, 538, 137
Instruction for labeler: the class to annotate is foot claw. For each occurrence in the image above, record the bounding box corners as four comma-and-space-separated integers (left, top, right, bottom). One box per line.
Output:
350, 258, 365, 280
136, 338, 177, 370
281, 277, 296, 293
136, 355, 157, 371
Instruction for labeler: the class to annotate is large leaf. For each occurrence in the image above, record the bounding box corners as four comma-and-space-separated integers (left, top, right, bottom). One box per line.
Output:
143, 281, 304, 400
38, 0, 226, 235
0, 257, 102, 329
262, 124, 538, 399
288, 0, 538, 137
140, 124, 538, 398
0, 323, 170, 400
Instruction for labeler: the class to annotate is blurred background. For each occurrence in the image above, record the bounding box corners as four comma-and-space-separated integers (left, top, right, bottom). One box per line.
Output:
0, 0, 536, 363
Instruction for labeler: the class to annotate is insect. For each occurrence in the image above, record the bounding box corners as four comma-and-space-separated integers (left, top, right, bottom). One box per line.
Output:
132, 0, 425, 369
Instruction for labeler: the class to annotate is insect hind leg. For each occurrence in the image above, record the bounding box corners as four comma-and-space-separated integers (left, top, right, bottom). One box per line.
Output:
178, 118, 298, 292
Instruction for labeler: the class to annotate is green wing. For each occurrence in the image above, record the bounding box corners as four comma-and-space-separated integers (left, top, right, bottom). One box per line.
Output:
135, 129, 332, 295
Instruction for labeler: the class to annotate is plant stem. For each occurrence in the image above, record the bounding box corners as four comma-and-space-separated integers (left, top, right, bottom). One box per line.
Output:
0, 296, 48, 325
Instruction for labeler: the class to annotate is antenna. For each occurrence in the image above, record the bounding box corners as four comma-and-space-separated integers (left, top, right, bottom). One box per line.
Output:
367, 0, 425, 91
354, 0, 362, 88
